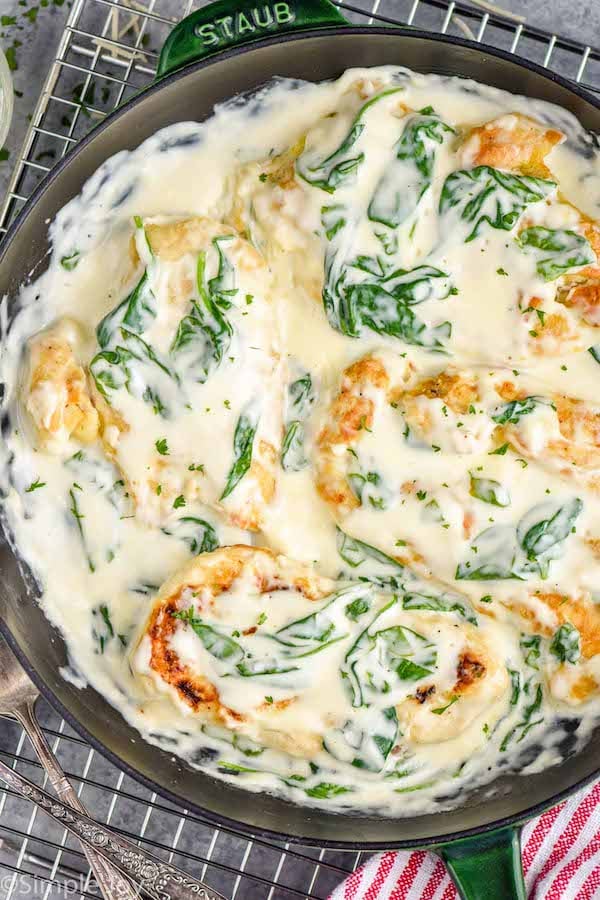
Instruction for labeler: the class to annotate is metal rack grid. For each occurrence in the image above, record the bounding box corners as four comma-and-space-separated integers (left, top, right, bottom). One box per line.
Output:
2, 0, 600, 897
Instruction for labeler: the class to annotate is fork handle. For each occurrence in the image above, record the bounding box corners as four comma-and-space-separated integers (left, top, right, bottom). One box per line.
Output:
0, 753, 226, 900
15, 703, 140, 900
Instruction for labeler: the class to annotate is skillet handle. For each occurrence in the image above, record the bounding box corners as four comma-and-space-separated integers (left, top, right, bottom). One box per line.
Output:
157, 0, 347, 78
437, 826, 526, 900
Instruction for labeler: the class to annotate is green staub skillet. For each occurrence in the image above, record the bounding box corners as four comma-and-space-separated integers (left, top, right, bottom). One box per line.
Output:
1, 1, 600, 896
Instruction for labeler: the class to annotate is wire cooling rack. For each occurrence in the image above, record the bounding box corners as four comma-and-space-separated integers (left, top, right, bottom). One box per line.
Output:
2, 0, 600, 898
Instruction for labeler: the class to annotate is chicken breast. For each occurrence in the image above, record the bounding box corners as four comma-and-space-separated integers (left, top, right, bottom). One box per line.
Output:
25, 318, 99, 453
87, 215, 283, 530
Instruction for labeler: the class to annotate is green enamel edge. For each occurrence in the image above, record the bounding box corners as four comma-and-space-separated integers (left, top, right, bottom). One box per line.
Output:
157, 0, 347, 78
438, 826, 526, 900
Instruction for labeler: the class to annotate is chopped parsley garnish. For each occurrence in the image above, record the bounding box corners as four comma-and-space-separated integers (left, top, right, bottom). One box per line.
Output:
173, 495, 186, 509
489, 443, 509, 456
155, 438, 169, 455
431, 695, 459, 715
25, 478, 46, 492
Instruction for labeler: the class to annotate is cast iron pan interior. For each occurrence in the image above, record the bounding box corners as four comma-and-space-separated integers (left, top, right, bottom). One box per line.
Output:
1, 28, 599, 848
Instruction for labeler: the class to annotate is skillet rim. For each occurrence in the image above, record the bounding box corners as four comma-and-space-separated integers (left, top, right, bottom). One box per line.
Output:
1, 23, 600, 850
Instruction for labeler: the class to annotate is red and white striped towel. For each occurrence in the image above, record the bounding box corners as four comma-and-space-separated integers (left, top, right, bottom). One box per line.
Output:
330, 781, 600, 900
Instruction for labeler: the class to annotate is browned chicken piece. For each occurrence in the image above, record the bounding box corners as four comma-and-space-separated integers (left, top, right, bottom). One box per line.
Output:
400, 371, 479, 415
316, 351, 417, 519
396, 625, 509, 743
26, 319, 99, 451
90, 216, 281, 531
135, 546, 334, 755
459, 113, 563, 178
556, 221, 600, 327
495, 379, 600, 472
394, 368, 495, 455
505, 590, 600, 704
316, 354, 390, 516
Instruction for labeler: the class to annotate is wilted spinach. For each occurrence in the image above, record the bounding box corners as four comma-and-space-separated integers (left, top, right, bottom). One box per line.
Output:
162, 517, 219, 555
456, 498, 583, 581
369, 108, 455, 228
297, 88, 402, 193
336, 527, 407, 589
324, 706, 398, 772
491, 396, 551, 425
549, 622, 581, 664
516, 226, 595, 281
281, 372, 316, 472
220, 408, 259, 501
439, 166, 556, 243
343, 602, 437, 707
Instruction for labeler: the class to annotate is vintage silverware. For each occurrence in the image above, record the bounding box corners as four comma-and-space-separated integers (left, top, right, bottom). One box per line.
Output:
0, 638, 225, 900
0, 755, 226, 900
0, 637, 140, 900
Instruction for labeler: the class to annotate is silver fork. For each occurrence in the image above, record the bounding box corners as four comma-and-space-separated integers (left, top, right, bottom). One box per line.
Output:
0, 636, 140, 900
0, 637, 226, 900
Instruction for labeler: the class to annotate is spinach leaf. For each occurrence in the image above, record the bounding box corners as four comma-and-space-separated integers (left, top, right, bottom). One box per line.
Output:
469, 474, 511, 507
320, 208, 453, 349
402, 589, 477, 624
297, 88, 402, 193
162, 517, 219, 555
491, 396, 549, 425
170, 301, 232, 381
345, 596, 372, 621
348, 467, 391, 511
172, 607, 244, 663
90, 330, 175, 417
322, 255, 361, 338
351, 281, 452, 346
518, 498, 583, 569
281, 421, 306, 472
274, 585, 364, 654
91, 603, 126, 654
90, 346, 133, 397
336, 527, 407, 589
321, 204, 347, 241
381, 265, 456, 306
97, 270, 156, 348
521, 634, 542, 670
304, 782, 352, 799
61, 251, 80, 271
281, 372, 316, 472
236, 659, 299, 677
589, 345, 600, 365
343, 604, 437, 707
456, 525, 522, 581
220, 409, 259, 501
171, 250, 233, 383
207, 236, 238, 305
323, 706, 398, 772
439, 166, 556, 243
508, 668, 521, 705
68, 487, 95, 573
368, 109, 455, 228
500, 681, 544, 751
516, 226, 595, 281
288, 372, 315, 413
344, 281, 451, 348
457, 499, 582, 581
549, 623, 581, 663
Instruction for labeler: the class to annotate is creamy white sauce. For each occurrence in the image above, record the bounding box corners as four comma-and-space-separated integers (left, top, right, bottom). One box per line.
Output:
2, 66, 600, 816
